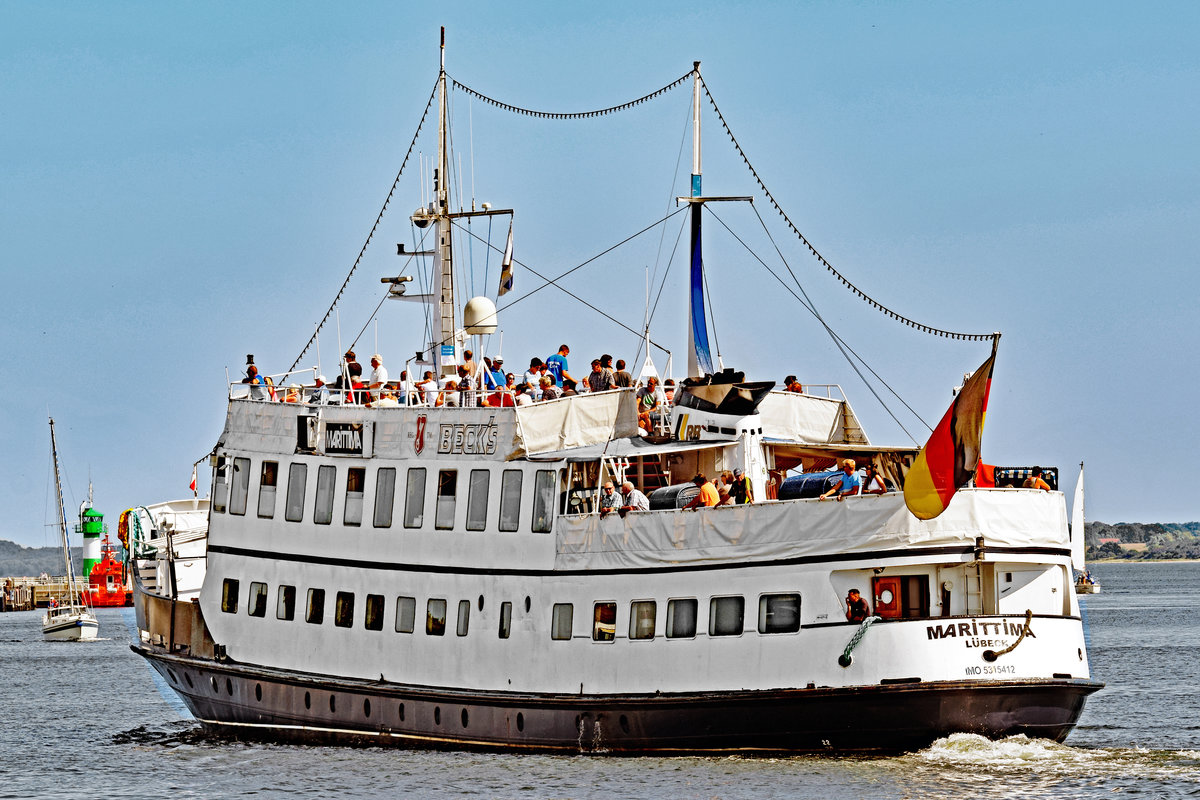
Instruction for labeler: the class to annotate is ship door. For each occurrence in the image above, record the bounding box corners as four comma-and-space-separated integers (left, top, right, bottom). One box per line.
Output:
873, 576, 902, 619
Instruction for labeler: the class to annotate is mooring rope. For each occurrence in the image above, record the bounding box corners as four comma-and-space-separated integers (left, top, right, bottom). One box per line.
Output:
839, 615, 882, 667
982, 609, 1034, 662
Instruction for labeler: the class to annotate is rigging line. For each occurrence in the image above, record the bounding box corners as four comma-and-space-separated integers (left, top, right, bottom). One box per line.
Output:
452, 218, 677, 353
450, 69, 695, 121
288, 75, 440, 373
347, 286, 395, 357
648, 96, 695, 332
484, 214, 493, 298
699, 76, 994, 344
634, 211, 690, 371
706, 206, 922, 443
746, 200, 932, 433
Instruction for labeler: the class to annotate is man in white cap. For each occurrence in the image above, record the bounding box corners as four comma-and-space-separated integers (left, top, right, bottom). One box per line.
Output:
308, 375, 329, 405
368, 354, 389, 402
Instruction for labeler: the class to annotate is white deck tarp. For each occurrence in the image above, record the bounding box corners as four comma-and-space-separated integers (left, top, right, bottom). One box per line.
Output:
554, 489, 1068, 570
512, 390, 639, 457
758, 391, 867, 444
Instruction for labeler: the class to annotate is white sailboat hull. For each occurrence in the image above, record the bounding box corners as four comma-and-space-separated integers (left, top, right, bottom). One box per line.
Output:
42, 606, 99, 641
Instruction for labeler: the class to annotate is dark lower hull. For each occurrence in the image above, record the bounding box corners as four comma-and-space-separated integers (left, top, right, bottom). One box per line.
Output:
134, 645, 1101, 754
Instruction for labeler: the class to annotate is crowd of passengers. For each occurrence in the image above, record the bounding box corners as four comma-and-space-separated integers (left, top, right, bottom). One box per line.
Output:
242, 345, 697, 433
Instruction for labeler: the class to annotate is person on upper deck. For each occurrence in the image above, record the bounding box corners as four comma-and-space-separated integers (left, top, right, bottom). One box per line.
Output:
243, 365, 268, 401
862, 462, 888, 494
784, 375, 804, 394
545, 344, 573, 388
731, 468, 754, 504
561, 378, 579, 397
619, 481, 650, 516
539, 375, 560, 401
461, 350, 477, 380
417, 371, 439, 406
524, 358, 545, 397
373, 390, 400, 407
637, 377, 661, 432
457, 365, 477, 407
683, 474, 720, 510
845, 589, 871, 623
1023, 467, 1051, 491
716, 483, 736, 506
438, 380, 460, 407
368, 355, 389, 401
587, 359, 616, 393
483, 357, 505, 391
663, 378, 676, 405
613, 359, 633, 388
820, 459, 861, 501
513, 383, 535, 406
600, 354, 616, 382
308, 375, 329, 405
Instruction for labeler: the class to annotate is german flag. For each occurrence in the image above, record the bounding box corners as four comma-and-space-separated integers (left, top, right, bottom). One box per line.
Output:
904, 347, 997, 520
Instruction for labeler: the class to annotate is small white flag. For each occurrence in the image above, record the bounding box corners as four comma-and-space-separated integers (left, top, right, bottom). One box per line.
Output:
497, 220, 514, 296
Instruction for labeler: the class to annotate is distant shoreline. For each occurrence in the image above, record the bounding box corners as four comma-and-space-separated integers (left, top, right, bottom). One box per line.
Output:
1088, 558, 1200, 564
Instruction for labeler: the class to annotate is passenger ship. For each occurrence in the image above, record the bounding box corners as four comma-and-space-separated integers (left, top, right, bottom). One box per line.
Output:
128, 35, 1101, 753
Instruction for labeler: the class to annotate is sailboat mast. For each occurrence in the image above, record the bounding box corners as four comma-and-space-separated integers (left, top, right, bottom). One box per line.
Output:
48, 419, 77, 598
435, 27, 458, 378
687, 61, 714, 377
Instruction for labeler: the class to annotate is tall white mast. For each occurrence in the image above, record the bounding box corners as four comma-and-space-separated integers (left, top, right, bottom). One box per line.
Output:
435, 27, 457, 377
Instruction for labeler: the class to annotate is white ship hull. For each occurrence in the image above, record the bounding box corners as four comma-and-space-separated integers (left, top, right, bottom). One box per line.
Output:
43, 606, 99, 642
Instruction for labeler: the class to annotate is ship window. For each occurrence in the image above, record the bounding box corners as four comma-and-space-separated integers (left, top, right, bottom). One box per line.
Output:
592, 602, 616, 642
247, 581, 268, 617
306, 588, 325, 624
466, 470, 490, 531
277, 585, 296, 620
709, 596, 745, 636
373, 468, 396, 528
229, 457, 251, 516
334, 591, 354, 628
426, 599, 447, 636
457, 599, 470, 636
498, 470, 522, 532
344, 468, 365, 526
629, 601, 656, 640
212, 457, 229, 513
666, 598, 697, 639
221, 578, 239, 614
395, 596, 416, 633
551, 603, 573, 640
498, 601, 512, 639
285, 463, 308, 522
364, 594, 385, 631
532, 470, 556, 533
758, 593, 801, 634
314, 465, 336, 525
404, 468, 426, 529
257, 461, 278, 518
435, 470, 457, 530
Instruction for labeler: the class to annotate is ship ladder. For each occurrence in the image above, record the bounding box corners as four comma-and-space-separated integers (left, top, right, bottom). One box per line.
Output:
838, 615, 881, 667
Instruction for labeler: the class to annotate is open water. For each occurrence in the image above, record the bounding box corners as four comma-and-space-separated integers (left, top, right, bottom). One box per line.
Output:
1, 561, 1197, 799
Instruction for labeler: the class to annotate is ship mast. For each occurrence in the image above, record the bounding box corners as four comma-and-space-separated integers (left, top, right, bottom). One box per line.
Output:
434, 27, 457, 378
48, 418, 82, 605
687, 62, 713, 378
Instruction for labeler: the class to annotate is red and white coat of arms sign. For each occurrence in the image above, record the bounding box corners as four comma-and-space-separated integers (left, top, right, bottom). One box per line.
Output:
414, 414, 427, 455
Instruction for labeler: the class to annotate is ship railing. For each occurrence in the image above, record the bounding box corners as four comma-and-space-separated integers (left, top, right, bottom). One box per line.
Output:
773, 384, 847, 402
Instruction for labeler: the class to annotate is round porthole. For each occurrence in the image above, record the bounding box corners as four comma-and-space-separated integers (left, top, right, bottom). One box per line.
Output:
434, 706, 441, 725
304, 691, 311, 710
879, 588, 895, 605
184, 673, 193, 689
211, 676, 219, 693
255, 684, 262, 702
167, 669, 178, 684
516, 712, 524, 732
461, 708, 469, 728
364, 699, 371, 718
330, 694, 337, 713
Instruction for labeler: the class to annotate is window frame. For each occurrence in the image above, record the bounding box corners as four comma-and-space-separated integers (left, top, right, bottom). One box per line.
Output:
709, 595, 746, 637
498, 470, 523, 532
344, 467, 366, 526
758, 593, 802, 634
276, 584, 296, 621
395, 596, 416, 633
404, 468, 427, 529
532, 469, 556, 533
465, 469, 490, 531
373, 467, 397, 528
306, 588, 325, 625
314, 464, 336, 525
666, 597, 698, 639
229, 457, 251, 516
285, 462, 308, 522
364, 593, 385, 631
257, 461, 278, 519
629, 600, 657, 641
426, 598, 447, 636
551, 603, 574, 641
247, 581, 268, 617
435, 469, 458, 530
221, 578, 239, 614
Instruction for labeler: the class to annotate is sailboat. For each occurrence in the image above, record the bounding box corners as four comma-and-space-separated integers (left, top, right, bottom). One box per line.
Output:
42, 418, 99, 642
1072, 463, 1100, 594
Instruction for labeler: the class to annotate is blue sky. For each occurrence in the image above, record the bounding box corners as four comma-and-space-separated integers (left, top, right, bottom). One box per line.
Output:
3, 2, 1197, 547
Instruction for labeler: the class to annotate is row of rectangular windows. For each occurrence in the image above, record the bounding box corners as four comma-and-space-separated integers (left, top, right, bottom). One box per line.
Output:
212, 458, 556, 533
220, 579, 802, 640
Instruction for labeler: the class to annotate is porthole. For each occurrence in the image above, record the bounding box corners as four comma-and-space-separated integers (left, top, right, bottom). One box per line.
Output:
620, 714, 630, 734
330, 694, 337, 713
167, 669, 178, 684
364, 699, 372, 718
226, 678, 233, 696
524, 596, 531, 613
434, 706, 441, 725
184, 673, 193, 689
461, 708, 469, 728
304, 691, 311, 710
478, 594, 485, 611
211, 676, 219, 693
399, 703, 405, 722
517, 712, 524, 732
255, 684, 262, 702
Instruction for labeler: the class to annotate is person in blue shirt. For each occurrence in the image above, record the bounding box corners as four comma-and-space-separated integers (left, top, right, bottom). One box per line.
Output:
819, 459, 862, 501
483, 357, 505, 390
545, 344, 573, 388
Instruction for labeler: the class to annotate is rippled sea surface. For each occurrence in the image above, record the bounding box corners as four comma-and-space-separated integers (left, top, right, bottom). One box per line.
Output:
2, 561, 1197, 799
